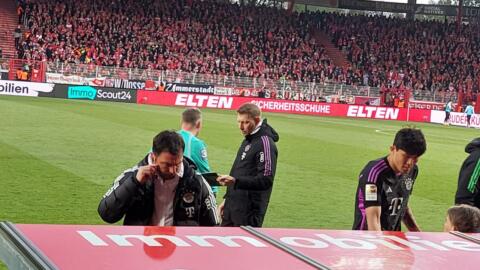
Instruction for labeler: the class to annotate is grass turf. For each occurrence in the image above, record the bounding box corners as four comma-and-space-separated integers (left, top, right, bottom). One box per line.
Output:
0, 95, 475, 233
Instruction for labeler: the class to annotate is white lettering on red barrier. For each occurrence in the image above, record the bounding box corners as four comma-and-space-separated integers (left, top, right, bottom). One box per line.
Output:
138, 91, 431, 122
347, 106, 399, 120
175, 94, 233, 109
78, 230, 480, 251
252, 100, 331, 114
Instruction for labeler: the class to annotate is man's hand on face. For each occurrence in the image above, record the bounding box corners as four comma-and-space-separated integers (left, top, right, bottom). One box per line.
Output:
136, 164, 160, 184
217, 175, 236, 186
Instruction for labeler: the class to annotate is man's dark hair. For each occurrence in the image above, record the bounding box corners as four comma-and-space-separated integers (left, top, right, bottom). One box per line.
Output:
182, 108, 202, 125
448, 204, 480, 233
393, 127, 426, 156
152, 130, 184, 155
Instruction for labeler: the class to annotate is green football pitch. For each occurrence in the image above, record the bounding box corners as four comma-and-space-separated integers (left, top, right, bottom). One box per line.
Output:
0, 95, 476, 232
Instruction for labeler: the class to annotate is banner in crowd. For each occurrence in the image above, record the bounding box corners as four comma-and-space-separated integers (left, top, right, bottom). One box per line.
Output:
211, 86, 259, 97
104, 78, 156, 90
296, 0, 338, 7
46, 73, 160, 90
46, 73, 105, 87
236, 88, 259, 97
353, 96, 380, 106
137, 91, 431, 122
409, 101, 445, 111
4, 223, 480, 270
165, 82, 215, 95
337, 0, 480, 16
430, 110, 480, 128
39, 84, 137, 103
338, 0, 415, 13
214, 86, 235, 96
0, 80, 54, 97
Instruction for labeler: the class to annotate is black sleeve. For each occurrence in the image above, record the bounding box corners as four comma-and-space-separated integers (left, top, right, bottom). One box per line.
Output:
198, 176, 220, 226
235, 136, 277, 191
455, 156, 480, 205
98, 166, 142, 223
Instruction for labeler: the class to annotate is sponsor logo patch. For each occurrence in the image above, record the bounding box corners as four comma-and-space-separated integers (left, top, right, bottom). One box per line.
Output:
365, 184, 378, 201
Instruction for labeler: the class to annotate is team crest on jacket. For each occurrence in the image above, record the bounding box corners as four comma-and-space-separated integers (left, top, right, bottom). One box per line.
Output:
183, 192, 195, 203
404, 177, 413, 191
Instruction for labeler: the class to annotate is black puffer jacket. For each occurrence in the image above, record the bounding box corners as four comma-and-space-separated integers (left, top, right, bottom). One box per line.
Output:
98, 155, 218, 226
222, 119, 279, 227
455, 138, 480, 208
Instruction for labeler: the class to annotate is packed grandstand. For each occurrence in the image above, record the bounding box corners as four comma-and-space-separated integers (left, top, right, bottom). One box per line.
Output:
3, 0, 477, 105
3, 1, 480, 269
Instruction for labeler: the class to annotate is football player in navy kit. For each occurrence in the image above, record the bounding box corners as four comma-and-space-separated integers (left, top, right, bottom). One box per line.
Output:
353, 127, 427, 231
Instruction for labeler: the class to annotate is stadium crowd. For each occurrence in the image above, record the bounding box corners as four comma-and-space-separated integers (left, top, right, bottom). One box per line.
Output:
18, 0, 337, 83
13, 0, 480, 98
316, 13, 480, 96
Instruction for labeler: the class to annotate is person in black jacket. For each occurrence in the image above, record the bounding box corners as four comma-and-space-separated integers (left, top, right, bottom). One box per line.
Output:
98, 130, 218, 226
455, 138, 480, 208
217, 103, 279, 227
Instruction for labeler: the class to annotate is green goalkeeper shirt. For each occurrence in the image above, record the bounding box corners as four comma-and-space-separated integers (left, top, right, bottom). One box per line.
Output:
178, 129, 218, 193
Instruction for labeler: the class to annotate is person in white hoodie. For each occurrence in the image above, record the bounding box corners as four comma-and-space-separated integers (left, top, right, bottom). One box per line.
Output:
465, 103, 475, 128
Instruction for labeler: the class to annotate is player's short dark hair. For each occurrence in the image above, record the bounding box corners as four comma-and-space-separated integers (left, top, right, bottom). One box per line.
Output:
393, 127, 426, 156
182, 108, 202, 125
448, 204, 480, 233
237, 103, 261, 119
152, 130, 184, 156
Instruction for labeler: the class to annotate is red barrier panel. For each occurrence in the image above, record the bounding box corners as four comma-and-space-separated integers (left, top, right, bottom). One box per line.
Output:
4, 224, 480, 270
137, 91, 432, 122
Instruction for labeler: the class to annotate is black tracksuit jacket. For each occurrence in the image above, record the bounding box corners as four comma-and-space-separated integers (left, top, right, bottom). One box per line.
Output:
98, 155, 218, 226
222, 119, 279, 227
455, 138, 480, 208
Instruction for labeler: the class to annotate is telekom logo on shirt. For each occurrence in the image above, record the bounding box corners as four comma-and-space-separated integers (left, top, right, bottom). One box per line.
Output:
347, 106, 400, 120
175, 94, 233, 109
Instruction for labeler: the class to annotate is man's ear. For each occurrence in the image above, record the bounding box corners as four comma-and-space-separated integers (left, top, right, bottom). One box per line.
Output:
254, 116, 261, 125
389, 145, 396, 152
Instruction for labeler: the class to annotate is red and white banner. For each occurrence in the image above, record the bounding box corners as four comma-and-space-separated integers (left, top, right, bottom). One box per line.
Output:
409, 101, 445, 111
46, 73, 106, 87
214, 86, 235, 96
353, 96, 381, 106
12, 224, 480, 270
137, 91, 431, 122
431, 110, 480, 128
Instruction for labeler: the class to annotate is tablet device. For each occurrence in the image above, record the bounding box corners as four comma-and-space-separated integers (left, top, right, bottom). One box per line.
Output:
201, 172, 220, 186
